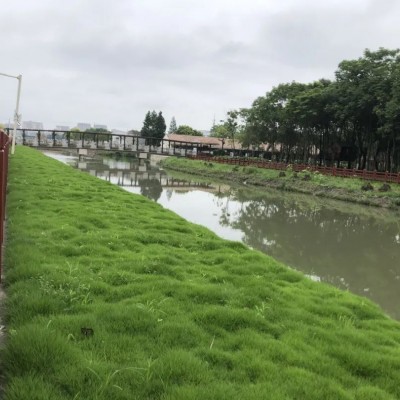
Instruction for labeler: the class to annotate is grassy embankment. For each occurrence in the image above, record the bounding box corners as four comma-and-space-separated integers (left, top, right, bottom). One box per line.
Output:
1, 147, 400, 400
162, 157, 400, 209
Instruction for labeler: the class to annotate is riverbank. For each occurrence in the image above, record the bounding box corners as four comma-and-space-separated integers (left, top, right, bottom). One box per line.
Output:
162, 158, 400, 209
1, 147, 400, 399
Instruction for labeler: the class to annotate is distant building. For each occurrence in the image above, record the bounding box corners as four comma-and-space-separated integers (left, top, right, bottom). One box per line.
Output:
94, 124, 108, 130
127, 129, 141, 137
111, 129, 127, 135
77, 122, 92, 131
23, 121, 43, 130
56, 125, 70, 131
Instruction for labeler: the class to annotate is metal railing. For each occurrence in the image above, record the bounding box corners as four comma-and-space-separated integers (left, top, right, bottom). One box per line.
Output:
190, 155, 400, 184
0, 129, 10, 282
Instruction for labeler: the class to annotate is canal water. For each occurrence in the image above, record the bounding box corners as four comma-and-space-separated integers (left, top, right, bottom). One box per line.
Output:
45, 152, 400, 320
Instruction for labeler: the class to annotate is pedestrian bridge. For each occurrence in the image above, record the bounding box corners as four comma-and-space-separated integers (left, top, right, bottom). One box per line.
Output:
7, 128, 216, 157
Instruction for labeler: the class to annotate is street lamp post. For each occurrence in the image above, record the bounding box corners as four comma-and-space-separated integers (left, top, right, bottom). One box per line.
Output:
0, 72, 22, 154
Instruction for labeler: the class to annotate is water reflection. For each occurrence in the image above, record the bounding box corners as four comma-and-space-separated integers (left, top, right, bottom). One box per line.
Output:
162, 187, 400, 318
44, 152, 400, 320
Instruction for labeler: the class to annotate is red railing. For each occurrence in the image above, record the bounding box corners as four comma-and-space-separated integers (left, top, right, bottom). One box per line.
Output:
190, 155, 400, 184
0, 129, 11, 282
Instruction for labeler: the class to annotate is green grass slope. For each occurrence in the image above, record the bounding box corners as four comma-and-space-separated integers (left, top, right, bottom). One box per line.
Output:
1, 147, 400, 400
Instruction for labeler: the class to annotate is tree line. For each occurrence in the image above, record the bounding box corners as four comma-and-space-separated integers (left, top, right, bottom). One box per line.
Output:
221, 48, 400, 172
138, 48, 399, 171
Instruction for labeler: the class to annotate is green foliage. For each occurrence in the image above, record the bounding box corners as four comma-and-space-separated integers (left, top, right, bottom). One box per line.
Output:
3, 147, 400, 399
168, 116, 177, 134
210, 112, 239, 149
84, 127, 110, 142
140, 110, 166, 140
210, 124, 228, 138
176, 125, 203, 136
163, 157, 400, 208
68, 127, 81, 140
232, 48, 400, 172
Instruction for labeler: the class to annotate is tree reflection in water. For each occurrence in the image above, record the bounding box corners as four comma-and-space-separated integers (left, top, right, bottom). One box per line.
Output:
215, 188, 400, 319
138, 178, 163, 201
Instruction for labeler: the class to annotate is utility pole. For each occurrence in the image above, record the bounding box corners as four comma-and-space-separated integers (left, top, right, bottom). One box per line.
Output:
0, 72, 22, 154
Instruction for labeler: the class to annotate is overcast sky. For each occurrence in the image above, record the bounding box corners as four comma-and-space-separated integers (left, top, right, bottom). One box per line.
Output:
1, 0, 399, 131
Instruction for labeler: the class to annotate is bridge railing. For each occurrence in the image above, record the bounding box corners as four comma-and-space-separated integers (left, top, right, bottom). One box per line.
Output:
0, 129, 11, 282
190, 155, 400, 184
6, 128, 217, 157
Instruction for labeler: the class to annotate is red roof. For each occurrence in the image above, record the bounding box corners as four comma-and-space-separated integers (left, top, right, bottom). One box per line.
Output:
166, 134, 221, 146
165, 134, 279, 151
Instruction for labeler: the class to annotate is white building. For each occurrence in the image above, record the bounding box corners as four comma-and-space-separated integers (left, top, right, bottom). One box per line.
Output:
23, 121, 43, 130
56, 125, 70, 131
77, 122, 92, 131
94, 124, 108, 130
111, 129, 127, 135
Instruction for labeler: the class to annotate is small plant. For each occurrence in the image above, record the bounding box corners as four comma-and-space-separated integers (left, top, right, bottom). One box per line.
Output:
38, 275, 92, 310
86, 367, 138, 398
136, 298, 168, 317
378, 183, 391, 192
243, 167, 258, 174
254, 299, 272, 318
361, 182, 374, 191
338, 314, 356, 328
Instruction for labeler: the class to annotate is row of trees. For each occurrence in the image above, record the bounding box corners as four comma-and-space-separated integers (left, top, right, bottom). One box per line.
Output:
220, 48, 400, 171
167, 116, 203, 136
140, 113, 203, 139
138, 48, 399, 171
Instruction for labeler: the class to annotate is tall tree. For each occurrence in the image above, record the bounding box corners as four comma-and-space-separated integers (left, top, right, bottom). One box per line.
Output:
141, 110, 166, 143
168, 116, 177, 134
141, 111, 156, 138
334, 48, 400, 169
155, 111, 167, 139
210, 124, 228, 138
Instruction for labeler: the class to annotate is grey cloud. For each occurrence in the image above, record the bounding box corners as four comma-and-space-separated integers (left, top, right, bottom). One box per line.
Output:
1, 0, 400, 130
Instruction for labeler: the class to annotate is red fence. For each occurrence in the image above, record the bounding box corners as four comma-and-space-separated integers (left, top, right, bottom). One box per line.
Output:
0, 129, 10, 282
190, 155, 400, 184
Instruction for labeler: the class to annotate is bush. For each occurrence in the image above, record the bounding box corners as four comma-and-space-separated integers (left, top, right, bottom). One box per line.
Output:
378, 183, 391, 192
361, 182, 374, 191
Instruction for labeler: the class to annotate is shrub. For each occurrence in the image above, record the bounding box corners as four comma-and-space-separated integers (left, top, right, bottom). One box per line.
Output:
361, 182, 374, 191
378, 183, 391, 192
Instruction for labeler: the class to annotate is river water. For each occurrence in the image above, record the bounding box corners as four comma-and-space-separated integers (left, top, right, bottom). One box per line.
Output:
45, 152, 400, 320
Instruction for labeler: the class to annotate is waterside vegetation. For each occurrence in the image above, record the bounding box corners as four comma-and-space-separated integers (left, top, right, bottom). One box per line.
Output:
2, 147, 400, 399
162, 157, 400, 209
